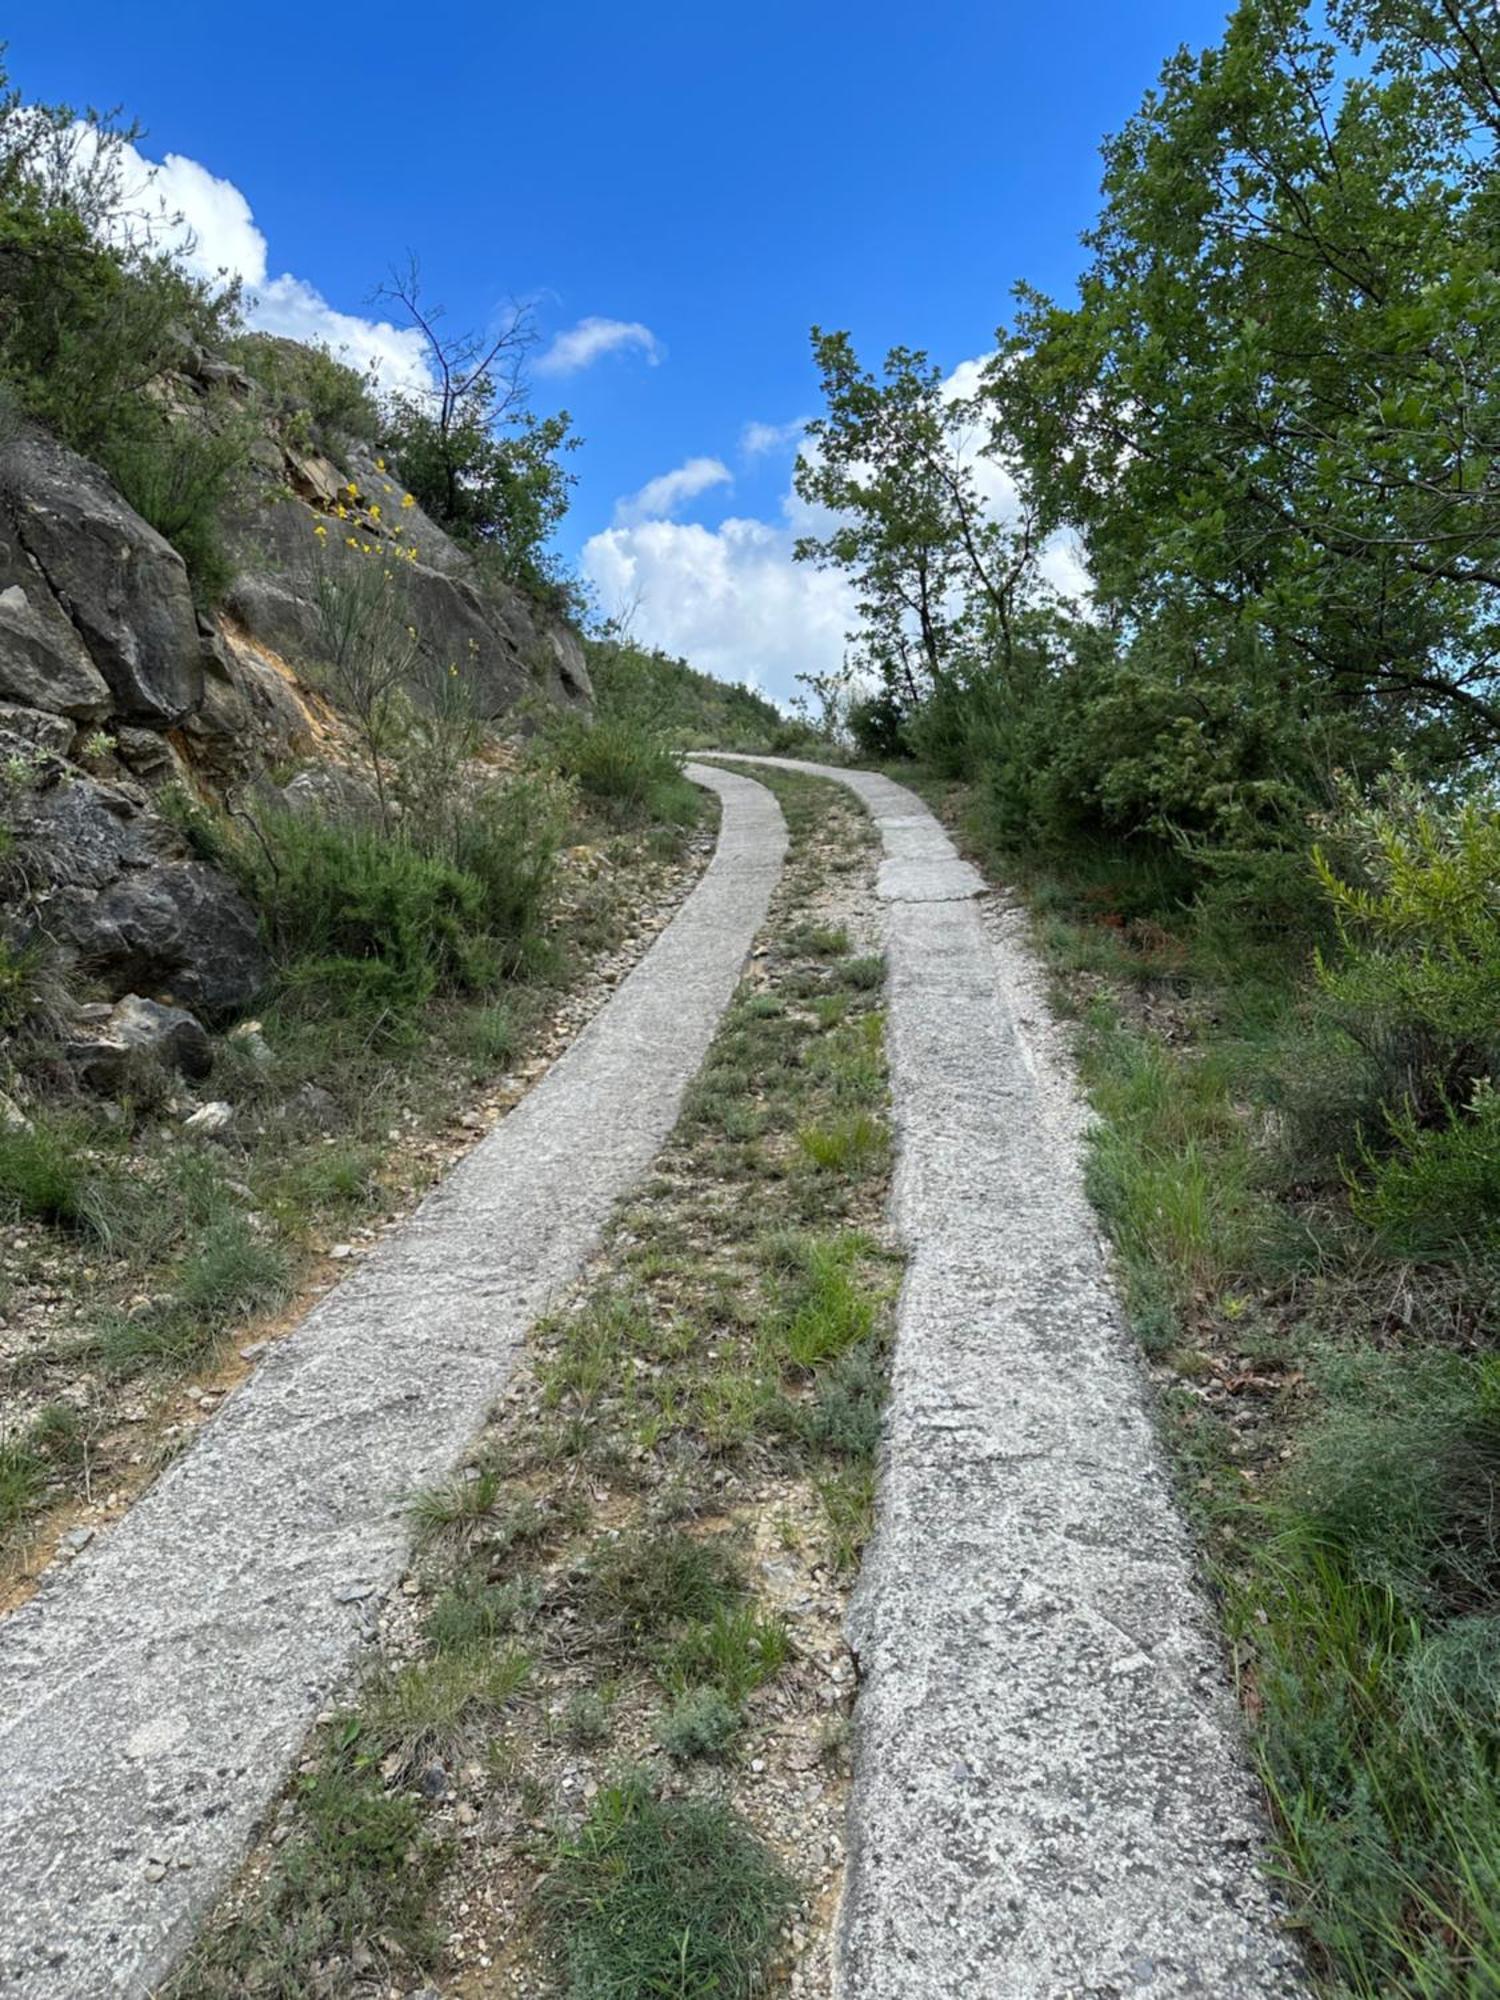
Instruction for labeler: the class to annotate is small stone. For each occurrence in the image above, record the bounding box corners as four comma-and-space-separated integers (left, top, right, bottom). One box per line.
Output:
182, 1100, 233, 1137
64, 1527, 94, 1554
329, 1243, 354, 1260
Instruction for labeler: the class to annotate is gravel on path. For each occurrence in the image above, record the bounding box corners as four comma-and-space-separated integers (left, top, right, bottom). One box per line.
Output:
0, 764, 786, 2000
709, 756, 1304, 2000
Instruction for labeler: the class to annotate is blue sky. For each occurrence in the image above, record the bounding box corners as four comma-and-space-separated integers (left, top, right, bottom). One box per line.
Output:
8, 1, 1230, 701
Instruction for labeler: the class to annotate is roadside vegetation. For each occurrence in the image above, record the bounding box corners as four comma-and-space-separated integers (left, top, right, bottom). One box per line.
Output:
0, 651, 713, 1591
170, 771, 898, 1999
793, 4, 1500, 1990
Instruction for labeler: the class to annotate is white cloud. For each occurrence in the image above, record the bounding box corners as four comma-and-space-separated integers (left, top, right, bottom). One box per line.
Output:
582, 514, 855, 704
613, 456, 732, 527
94, 137, 435, 392
536, 316, 663, 377
583, 356, 1091, 708
741, 417, 806, 457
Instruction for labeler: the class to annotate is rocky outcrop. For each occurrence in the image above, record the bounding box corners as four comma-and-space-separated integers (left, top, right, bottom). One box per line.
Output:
66, 994, 214, 1088
0, 338, 595, 1038
6, 763, 266, 1021
223, 443, 591, 719
0, 431, 208, 723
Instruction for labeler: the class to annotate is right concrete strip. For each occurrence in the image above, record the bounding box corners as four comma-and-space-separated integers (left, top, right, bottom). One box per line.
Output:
712, 757, 1304, 1999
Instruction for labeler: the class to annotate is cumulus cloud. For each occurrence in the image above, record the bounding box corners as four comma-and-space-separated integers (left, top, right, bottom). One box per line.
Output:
92, 138, 435, 391
535, 316, 663, 376
613, 456, 732, 528
740, 417, 806, 457
583, 514, 855, 700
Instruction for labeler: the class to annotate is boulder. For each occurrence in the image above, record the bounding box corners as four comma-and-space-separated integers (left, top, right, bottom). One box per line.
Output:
66, 994, 213, 1089
7, 765, 267, 1021
0, 581, 112, 721
0, 429, 206, 724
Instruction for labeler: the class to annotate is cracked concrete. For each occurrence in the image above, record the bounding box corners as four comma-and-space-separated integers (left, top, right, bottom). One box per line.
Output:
709, 757, 1304, 1999
0, 763, 786, 2000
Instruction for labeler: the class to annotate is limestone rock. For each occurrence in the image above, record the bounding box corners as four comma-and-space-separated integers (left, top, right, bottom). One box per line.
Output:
7, 766, 266, 1021
0, 429, 206, 723
0, 579, 112, 722
66, 995, 213, 1089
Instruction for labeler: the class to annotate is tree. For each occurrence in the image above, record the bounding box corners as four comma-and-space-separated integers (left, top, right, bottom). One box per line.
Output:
990, 0, 1500, 761
794, 330, 1043, 706
378, 263, 579, 598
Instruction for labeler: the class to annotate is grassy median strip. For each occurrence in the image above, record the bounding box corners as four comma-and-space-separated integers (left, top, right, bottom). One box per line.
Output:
173, 771, 900, 2000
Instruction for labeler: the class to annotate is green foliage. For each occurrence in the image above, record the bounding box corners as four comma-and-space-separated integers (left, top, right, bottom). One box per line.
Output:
0, 67, 246, 599
657, 1604, 791, 1704
245, 815, 502, 1028
172, 1762, 445, 1998
0, 70, 236, 464
103, 405, 250, 603
0, 1118, 112, 1237
1313, 781, 1500, 1131
1352, 1087, 1500, 1258
581, 1528, 744, 1647
541, 1774, 793, 2000
584, 633, 787, 751
232, 332, 381, 450
534, 711, 693, 825
994, 0, 1500, 758
374, 270, 578, 598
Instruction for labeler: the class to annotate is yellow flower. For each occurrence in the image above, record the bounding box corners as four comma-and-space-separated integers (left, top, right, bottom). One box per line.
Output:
345, 536, 359, 549
334, 503, 348, 519
369, 503, 381, 520
345, 482, 360, 499
312, 522, 328, 540
374, 457, 386, 473
401, 492, 416, 509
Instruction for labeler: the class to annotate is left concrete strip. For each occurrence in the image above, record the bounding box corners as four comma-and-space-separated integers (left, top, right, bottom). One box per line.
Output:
0, 762, 786, 2000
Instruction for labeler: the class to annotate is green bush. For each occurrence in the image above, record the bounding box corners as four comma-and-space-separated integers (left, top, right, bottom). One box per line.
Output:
247, 815, 498, 1025
1352, 1085, 1500, 1258
102, 410, 249, 604
658, 1686, 741, 1761
449, 773, 566, 962
231, 333, 381, 450
535, 712, 694, 825
0, 1119, 113, 1237
1314, 781, 1500, 1133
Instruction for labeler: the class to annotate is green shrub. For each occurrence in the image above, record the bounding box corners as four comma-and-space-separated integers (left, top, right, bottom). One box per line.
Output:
582, 1528, 744, 1646
231, 333, 381, 449
448, 774, 565, 960
535, 713, 694, 825
0, 1120, 113, 1236
542, 1774, 793, 2000
248, 815, 497, 1024
1351, 1084, 1500, 1258
101, 408, 249, 604
1313, 780, 1500, 1133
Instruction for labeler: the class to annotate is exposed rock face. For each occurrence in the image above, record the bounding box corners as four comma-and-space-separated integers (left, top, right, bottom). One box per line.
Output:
66, 994, 214, 1087
0, 579, 111, 722
0, 344, 594, 1035
0, 431, 207, 723
223, 444, 591, 720
7, 766, 267, 1021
